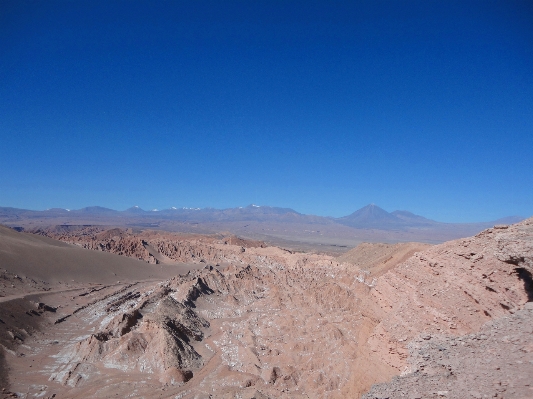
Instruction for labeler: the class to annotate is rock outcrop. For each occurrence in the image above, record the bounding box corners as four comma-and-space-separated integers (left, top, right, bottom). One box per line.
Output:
30, 226, 267, 264
362, 304, 533, 399
5, 217, 533, 398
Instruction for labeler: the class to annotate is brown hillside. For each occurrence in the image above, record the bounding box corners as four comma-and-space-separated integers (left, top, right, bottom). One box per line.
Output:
337, 242, 432, 276
0, 218, 531, 398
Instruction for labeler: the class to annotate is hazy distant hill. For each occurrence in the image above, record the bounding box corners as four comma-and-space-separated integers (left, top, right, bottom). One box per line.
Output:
336, 204, 524, 231
0, 204, 525, 247
336, 204, 441, 229
122, 206, 149, 215
337, 204, 411, 229
390, 210, 436, 225
73, 206, 118, 214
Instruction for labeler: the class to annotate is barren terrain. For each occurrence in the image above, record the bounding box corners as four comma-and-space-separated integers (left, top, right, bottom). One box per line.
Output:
1, 204, 523, 253
0, 217, 531, 398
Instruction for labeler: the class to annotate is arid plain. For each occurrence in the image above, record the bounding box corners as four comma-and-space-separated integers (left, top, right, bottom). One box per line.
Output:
0, 206, 531, 399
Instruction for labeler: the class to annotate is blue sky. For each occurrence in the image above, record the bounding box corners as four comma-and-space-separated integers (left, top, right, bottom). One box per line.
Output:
1, 0, 532, 222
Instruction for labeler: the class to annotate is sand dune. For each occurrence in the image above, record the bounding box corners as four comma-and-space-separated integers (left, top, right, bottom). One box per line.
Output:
0, 225, 202, 288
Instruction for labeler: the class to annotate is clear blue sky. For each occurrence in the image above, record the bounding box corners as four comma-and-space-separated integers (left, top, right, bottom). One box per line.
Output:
1, 0, 532, 222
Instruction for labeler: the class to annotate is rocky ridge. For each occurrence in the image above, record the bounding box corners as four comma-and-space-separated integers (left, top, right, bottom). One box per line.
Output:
3, 218, 533, 398
29, 226, 268, 265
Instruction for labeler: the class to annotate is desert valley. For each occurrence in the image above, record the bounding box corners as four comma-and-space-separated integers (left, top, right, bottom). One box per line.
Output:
0, 206, 531, 398
3, 1, 532, 398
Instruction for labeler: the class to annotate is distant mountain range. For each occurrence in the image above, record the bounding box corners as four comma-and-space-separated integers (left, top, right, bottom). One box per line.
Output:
336, 204, 522, 230
0, 203, 523, 229
0, 204, 525, 249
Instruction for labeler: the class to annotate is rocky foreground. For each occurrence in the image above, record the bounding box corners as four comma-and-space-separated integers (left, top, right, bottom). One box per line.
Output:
2, 218, 532, 398
363, 303, 533, 399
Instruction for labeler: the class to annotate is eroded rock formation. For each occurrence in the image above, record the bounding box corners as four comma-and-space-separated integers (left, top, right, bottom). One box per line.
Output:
11, 218, 529, 398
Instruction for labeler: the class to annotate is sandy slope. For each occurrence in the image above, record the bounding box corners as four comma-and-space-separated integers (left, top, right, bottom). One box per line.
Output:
0, 225, 201, 288
0, 225, 205, 397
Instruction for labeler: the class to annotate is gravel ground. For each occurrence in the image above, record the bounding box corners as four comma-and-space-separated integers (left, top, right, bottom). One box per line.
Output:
363, 303, 533, 399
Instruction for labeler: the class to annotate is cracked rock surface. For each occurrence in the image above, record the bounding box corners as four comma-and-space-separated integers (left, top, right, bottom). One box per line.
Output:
362, 304, 533, 399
